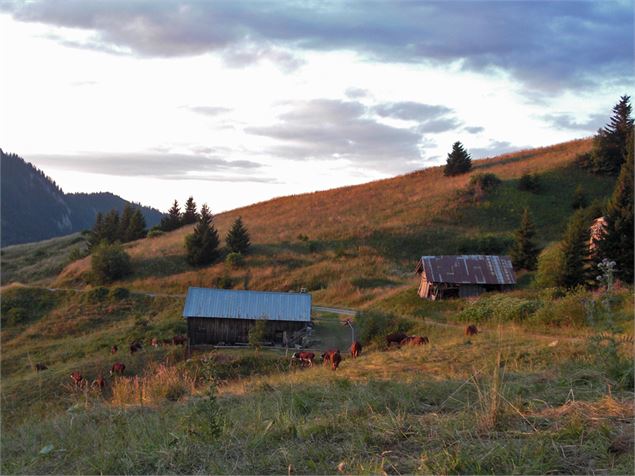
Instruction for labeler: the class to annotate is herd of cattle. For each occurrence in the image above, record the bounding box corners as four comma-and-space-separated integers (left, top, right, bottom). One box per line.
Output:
35, 324, 480, 390
33, 334, 188, 391
290, 324, 479, 370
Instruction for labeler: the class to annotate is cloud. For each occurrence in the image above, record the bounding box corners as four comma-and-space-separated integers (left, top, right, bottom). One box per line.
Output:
374, 102, 453, 121
541, 112, 606, 132
28, 152, 265, 180
469, 141, 523, 159
186, 106, 232, 116
245, 99, 424, 173
464, 126, 484, 134
345, 87, 369, 99
3, 0, 632, 90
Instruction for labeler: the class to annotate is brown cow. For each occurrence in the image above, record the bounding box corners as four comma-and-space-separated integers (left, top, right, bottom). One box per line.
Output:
110, 362, 126, 376
350, 341, 362, 358
172, 335, 187, 346
330, 350, 342, 371
321, 349, 338, 366
465, 324, 479, 336
291, 351, 315, 368
150, 338, 159, 348
35, 363, 48, 372
400, 335, 429, 346
386, 332, 408, 346
70, 371, 84, 387
111, 345, 118, 354
92, 374, 105, 390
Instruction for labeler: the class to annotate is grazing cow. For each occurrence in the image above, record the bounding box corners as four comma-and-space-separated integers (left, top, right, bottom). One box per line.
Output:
111, 345, 118, 354
330, 350, 342, 371
35, 363, 48, 372
321, 349, 338, 366
151, 338, 159, 348
400, 335, 429, 346
129, 340, 142, 354
291, 351, 315, 368
92, 374, 105, 390
172, 335, 187, 346
350, 341, 362, 358
386, 332, 408, 346
70, 371, 84, 387
110, 362, 126, 376
465, 324, 479, 336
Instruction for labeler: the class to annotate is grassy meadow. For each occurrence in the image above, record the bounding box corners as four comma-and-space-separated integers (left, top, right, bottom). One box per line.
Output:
1, 138, 633, 474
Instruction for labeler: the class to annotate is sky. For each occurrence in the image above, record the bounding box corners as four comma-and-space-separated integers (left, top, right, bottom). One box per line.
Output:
1, 0, 633, 213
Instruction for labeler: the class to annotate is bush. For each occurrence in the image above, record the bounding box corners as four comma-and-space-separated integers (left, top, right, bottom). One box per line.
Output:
357, 310, 411, 347
248, 320, 267, 349
215, 274, 234, 289
225, 252, 244, 269
534, 243, 564, 289
530, 288, 589, 328
109, 287, 130, 300
457, 234, 513, 254
464, 173, 501, 202
91, 242, 132, 284
458, 294, 542, 323
147, 229, 165, 239
86, 286, 109, 302
518, 172, 541, 192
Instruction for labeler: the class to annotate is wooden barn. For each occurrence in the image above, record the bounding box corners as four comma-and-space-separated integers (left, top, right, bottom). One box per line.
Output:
415, 255, 516, 300
183, 287, 312, 346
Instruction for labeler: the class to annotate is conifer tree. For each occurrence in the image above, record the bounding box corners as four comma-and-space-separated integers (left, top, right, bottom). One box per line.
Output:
226, 217, 251, 254
598, 131, 634, 283
510, 208, 539, 271
127, 208, 147, 241
185, 204, 220, 266
119, 204, 134, 241
89, 212, 105, 249
444, 141, 472, 176
571, 185, 589, 209
590, 95, 633, 175
182, 196, 199, 225
161, 199, 182, 231
103, 209, 120, 243
557, 211, 591, 288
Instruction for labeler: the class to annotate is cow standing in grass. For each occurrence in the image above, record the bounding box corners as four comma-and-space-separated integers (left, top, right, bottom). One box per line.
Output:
110, 362, 126, 376
70, 371, 84, 388
386, 332, 408, 347
465, 325, 479, 336
291, 351, 315, 368
400, 336, 429, 346
350, 341, 362, 358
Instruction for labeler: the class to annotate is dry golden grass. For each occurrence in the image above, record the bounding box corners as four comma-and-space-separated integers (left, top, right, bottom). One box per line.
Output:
54, 138, 594, 298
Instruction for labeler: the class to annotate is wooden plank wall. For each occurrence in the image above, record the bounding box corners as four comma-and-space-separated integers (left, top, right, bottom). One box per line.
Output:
187, 317, 306, 345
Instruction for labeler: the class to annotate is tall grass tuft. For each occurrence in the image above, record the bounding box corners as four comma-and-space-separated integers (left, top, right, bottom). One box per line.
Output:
110, 364, 196, 406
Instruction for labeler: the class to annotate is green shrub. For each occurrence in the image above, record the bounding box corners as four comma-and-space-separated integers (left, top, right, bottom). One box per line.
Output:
458, 294, 542, 323
534, 243, 564, 288
530, 288, 588, 327
248, 320, 267, 349
470, 173, 501, 192
109, 287, 130, 300
181, 386, 223, 442
357, 310, 411, 347
457, 234, 513, 254
587, 335, 634, 389
215, 274, 234, 289
86, 286, 109, 302
147, 229, 165, 239
4, 307, 27, 326
91, 242, 132, 284
518, 172, 541, 192
225, 252, 244, 269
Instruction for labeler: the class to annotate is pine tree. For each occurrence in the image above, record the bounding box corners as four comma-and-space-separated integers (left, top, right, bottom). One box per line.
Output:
444, 141, 472, 176
200, 203, 213, 225
103, 209, 120, 243
571, 185, 589, 209
127, 208, 147, 241
119, 204, 134, 241
590, 95, 633, 175
557, 211, 591, 288
182, 196, 199, 225
161, 199, 182, 231
226, 217, 251, 254
88, 212, 105, 249
185, 206, 220, 266
598, 130, 634, 283
510, 208, 539, 271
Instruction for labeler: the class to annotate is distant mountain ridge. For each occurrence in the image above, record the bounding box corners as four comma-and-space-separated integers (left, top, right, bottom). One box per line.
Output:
1, 150, 164, 246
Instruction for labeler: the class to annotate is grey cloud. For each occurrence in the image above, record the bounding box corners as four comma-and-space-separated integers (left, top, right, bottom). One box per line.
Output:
3, 0, 632, 91
246, 99, 424, 173
29, 152, 263, 179
464, 126, 484, 134
542, 112, 607, 132
345, 87, 369, 99
415, 118, 461, 134
374, 102, 452, 121
187, 106, 232, 116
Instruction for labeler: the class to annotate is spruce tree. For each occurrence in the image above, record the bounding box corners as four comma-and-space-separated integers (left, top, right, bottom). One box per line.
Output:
89, 212, 105, 249
182, 196, 199, 225
226, 217, 251, 254
590, 95, 633, 175
127, 208, 147, 241
444, 141, 472, 176
161, 199, 182, 231
557, 211, 590, 288
598, 130, 634, 283
103, 209, 120, 243
185, 205, 220, 266
119, 204, 134, 241
510, 208, 539, 271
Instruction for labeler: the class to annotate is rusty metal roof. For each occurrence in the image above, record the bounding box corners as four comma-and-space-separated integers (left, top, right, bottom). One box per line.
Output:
182, 287, 312, 322
415, 255, 516, 285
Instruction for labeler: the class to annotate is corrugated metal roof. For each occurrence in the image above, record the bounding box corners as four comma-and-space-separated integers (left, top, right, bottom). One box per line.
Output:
182, 287, 312, 322
415, 255, 516, 285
